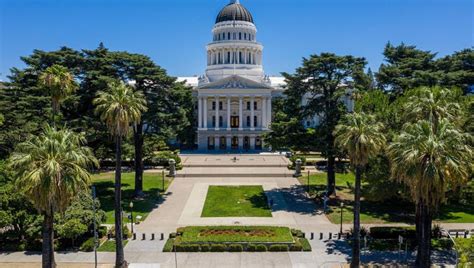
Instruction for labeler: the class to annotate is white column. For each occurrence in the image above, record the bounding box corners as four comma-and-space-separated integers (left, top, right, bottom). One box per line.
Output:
250, 96, 255, 130
239, 97, 243, 130
226, 96, 231, 130
250, 136, 256, 150
215, 136, 220, 150
262, 96, 267, 129
215, 96, 219, 130
198, 97, 202, 129
203, 97, 208, 129
267, 97, 272, 127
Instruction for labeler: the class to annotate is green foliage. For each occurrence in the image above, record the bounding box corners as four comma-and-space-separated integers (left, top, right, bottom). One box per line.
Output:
369, 226, 416, 239
97, 240, 128, 252
201, 186, 272, 217
177, 226, 293, 243
56, 219, 87, 246
147, 150, 181, 167
268, 244, 289, 252
228, 244, 244, 252
299, 238, 312, 251
162, 238, 175, 252
79, 237, 96, 252
210, 244, 226, 252
175, 244, 200, 252
455, 237, 474, 265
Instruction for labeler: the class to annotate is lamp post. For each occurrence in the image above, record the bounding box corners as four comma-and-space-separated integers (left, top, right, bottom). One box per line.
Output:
340, 202, 344, 234
129, 201, 134, 235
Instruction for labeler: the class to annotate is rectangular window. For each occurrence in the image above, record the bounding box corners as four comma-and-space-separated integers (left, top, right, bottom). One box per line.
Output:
246, 101, 251, 110
212, 116, 216, 127
254, 101, 258, 110
228, 32, 231, 40
246, 116, 251, 127
219, 116, 223, 127
219, 101, 223, 110
254, 116, 258, 127
244, 33, 247, 40
239, 32, 242, 40
212, 101, 216, 110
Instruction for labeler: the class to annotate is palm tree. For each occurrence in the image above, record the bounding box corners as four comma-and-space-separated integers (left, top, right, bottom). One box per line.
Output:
9, 125, 97, 268
389, 119, 472, 267
94, 81, 147, 268
38, 64, 77, 126
334, 112, 386, 268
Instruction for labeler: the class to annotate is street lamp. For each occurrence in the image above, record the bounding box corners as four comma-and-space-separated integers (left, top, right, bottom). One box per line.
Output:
129, 201, 134, 235
340, 202, 344, 234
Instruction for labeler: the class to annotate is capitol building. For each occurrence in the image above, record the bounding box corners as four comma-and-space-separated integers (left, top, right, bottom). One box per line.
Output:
179, 0, 285, 151
178, 0, 353, 151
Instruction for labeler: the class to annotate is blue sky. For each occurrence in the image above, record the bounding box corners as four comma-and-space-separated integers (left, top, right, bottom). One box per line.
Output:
0, 0, 472, 81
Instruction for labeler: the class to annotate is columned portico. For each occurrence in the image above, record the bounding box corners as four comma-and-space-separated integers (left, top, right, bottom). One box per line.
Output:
194, 0, 276, 151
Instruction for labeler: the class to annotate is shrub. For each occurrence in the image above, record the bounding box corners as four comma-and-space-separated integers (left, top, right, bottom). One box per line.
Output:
98, 226, 108, 238
255, 244, 267, 252
210, 244, 226, 252
300, 238, 312, 252
269, 244, 289, 252
162, 239, 174, 252
431, 239, 453, 250
176, 244, 200, 252
289, 241, 303, 251
200, 244, 210, 252
228, 244, 243, 252
291, 229, 305, 238
80, 237, 96, 252
289, 156, 306, 169
247, 244, 257, 252
169, 232, 177, 239
25, 240, 42, 251
369, 226, 416, 239
147, 151, 181, 167
108, 225, 131, 239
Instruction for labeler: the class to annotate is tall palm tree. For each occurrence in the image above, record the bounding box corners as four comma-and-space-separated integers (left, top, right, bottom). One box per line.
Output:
38, 64, 77, 126
94, 81, 147, 268
9, 126, 97, 268
389, 119, 472, 267
334, 112, 386, 268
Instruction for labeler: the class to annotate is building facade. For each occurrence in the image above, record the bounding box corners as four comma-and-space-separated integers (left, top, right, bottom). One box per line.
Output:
178, 0, 354, 151
180, 0, 284, 151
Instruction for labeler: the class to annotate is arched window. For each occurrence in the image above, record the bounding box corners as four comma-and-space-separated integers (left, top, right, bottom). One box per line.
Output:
239, 52, 243, 64
227, 52, 231, 64
248, 52, 251, 64
222, 33, 225, 40
239, 32, 242, 40
244, 33, 247, 40
227, 32, 231, 40
218, 53, 221, 64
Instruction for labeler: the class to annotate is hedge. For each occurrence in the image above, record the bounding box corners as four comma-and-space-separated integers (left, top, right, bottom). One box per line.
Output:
210, 244, 226, 252
300, 238, 312, 252
369, 226, 416, 239
80, 237, 95, 252
269, 244, 289, 252
228, 244, 244, 252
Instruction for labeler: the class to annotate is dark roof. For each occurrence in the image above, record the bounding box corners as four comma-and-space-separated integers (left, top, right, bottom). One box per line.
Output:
216, 1, 254, 24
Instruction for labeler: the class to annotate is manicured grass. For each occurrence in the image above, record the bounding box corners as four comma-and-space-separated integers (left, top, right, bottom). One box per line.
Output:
177, 226, 293, 243
92, 172, 172, 224
299, 172, 474, 224
97, 240, 129, 252
201, 186, 272, 217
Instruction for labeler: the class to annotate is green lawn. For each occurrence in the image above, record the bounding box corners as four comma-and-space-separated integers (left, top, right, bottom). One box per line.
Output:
92, 172, 172, 224
299, 172, 474, 224
201, 186, 272, 217
97, 240, 129, 252
177, 226, 293, 243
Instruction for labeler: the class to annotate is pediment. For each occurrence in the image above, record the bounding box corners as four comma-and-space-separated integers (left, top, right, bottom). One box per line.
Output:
198, 75, 273, 90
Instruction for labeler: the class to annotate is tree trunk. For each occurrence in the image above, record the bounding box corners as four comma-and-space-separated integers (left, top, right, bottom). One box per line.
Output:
327, 156, 336, 196
351, 167, 362, 268
42, 207, 55, 268
415, 200, 432, 268
133, 121, 144, 197
114, 137, 125, 268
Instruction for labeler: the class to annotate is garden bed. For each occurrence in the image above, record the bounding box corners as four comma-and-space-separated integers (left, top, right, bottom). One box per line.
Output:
163, 226, 311, 252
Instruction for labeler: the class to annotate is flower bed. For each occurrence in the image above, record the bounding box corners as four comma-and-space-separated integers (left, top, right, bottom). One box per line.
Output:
163, 226, 311, 252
